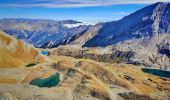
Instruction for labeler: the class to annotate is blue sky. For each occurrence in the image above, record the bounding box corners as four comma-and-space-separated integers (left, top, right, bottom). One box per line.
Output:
0, 0, 170, 24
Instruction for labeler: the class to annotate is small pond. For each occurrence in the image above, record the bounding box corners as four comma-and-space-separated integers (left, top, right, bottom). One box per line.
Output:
29, 72, 60, 87
41, 50, 49, 56
142, 68, 170, 78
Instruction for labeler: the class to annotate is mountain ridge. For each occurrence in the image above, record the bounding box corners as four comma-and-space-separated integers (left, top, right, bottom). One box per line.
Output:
83, 2, 170, 47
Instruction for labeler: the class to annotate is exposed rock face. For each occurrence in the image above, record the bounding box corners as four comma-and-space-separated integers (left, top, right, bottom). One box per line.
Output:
158, 42, 170, 57
70, 23, 103, 47
117, 34, 170, 70
0, 18, 91, 48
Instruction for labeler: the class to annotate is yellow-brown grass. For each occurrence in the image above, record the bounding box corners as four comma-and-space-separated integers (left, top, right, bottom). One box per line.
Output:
48, 55, 170, 98
0, 31, 44, 68
0, 77, 17, 84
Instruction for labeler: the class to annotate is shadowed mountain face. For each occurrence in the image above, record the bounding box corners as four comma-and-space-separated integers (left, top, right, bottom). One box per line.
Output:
83, 2, 170, 47
0, 19, 90, 48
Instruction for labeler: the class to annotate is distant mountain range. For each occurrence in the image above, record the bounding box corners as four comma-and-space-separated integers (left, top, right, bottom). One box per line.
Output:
0, 18, 91, 48
1, 2, 170, 48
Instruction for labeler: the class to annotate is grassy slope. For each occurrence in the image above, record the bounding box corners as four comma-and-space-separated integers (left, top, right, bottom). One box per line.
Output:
0, 31, 44, 68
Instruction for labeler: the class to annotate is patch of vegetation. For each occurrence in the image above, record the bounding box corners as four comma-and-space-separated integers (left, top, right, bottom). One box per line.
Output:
26, 63, 37, 67
29, 72, 60, 88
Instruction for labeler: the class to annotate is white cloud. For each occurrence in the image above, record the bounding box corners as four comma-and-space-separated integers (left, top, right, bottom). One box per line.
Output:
1, 0, 170, 8
63, 22, 92, 28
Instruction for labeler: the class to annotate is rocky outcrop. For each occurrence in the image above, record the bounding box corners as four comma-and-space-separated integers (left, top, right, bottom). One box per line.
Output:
70, 23, 103, 47
119, 92, 153, 100
50, 46, 135, 63
158, 42, 170, 57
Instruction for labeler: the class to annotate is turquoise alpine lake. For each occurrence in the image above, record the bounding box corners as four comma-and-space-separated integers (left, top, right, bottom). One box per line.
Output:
29, 72, 60, 87
142, 68, 170, 78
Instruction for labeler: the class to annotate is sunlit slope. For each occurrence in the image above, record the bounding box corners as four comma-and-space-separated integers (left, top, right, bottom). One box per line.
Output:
0, 31, 44, 67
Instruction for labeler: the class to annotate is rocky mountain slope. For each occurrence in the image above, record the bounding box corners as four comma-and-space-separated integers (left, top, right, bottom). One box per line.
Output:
83, 2, 170, 47
51, 2, 170, 70
0, 18, 91, 48
0, 32, 170, 100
